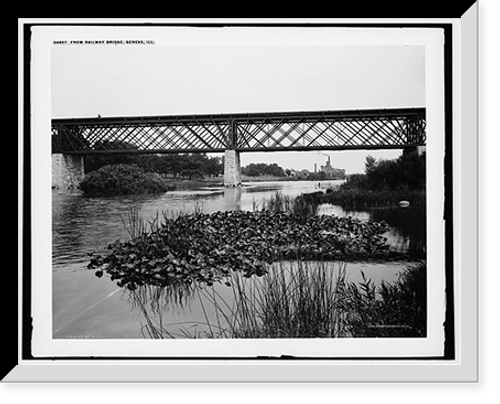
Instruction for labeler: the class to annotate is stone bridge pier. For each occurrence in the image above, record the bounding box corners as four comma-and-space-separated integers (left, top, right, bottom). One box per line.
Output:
52, 154, 85, 190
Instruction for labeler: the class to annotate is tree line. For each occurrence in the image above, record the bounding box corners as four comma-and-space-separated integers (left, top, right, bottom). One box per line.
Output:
343, 151, 426, 192
241, 163, 288, 178
84, 145, 223, 180
86, 153, 223, 180
82, 140, 294, 180
86, 154, 294, 180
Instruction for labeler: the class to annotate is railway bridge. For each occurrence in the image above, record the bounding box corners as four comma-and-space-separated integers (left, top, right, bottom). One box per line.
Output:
51, 107, 426, 189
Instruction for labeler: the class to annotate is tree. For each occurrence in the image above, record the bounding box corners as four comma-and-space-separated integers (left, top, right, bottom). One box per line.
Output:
205, 156, 223, 177
364, 155, 377, 174
242, 162, 286, 177
349, 153, 426, 191
264, 163, 286, 177
83, 151, 224, 179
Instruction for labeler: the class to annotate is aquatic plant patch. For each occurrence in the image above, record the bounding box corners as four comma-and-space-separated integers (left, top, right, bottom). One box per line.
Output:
88, 210, 391, 291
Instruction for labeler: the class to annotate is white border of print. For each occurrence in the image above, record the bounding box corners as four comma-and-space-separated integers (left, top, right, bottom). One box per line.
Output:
12, 11, 477, 381
35, 25, 443, 359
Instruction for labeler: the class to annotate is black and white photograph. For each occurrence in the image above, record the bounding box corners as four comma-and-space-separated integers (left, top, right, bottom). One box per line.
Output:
46, 25, 440, 350
52, 44, 427, 335
14, 13, 481, 384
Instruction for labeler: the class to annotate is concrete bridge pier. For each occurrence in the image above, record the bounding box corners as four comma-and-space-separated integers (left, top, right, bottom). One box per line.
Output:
52, 154, 85, 190
224, 149, 242, 187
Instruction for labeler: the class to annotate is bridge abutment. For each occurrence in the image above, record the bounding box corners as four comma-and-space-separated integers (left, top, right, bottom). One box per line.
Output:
52, 154, 85, 190
224, 149, 242, 187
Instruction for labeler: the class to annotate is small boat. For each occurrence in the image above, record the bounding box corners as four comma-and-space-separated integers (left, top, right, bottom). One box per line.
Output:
399, 200, 410, 208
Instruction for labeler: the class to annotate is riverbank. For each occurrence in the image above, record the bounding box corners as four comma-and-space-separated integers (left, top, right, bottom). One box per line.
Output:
162, 176, 342, 188
242, 175, 290, 182
314, 188, 425, 210
163, 177, 223, 190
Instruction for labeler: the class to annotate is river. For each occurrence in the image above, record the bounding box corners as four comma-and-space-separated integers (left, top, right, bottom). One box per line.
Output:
52, 180, 424, 339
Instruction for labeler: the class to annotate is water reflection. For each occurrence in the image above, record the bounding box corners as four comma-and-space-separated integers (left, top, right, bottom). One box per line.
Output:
223, 187, 242, 211
370, 207, 426, 256
128, 283, 198, 338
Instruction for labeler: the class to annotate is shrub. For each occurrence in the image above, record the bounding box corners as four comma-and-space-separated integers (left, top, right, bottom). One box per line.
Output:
345, 152, 426, 192
79, 164, 168, 195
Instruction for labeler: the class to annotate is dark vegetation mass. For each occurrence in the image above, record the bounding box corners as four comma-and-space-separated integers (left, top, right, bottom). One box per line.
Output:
319, 152, 426, 209
84, 146, 223, 180
79, 164, 168, 195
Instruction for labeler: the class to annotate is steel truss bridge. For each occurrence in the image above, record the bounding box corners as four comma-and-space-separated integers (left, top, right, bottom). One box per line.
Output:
51, 108, 426, 155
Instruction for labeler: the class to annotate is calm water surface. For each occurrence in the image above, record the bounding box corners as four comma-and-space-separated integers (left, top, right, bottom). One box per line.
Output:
52, 180, 421, 338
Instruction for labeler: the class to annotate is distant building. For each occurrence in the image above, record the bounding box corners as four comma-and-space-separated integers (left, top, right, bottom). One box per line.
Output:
320, 156, 346, 179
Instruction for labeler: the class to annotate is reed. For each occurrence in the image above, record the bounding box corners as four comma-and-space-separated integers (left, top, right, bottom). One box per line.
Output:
260, 191, 321, 219
181, 260, 348, 339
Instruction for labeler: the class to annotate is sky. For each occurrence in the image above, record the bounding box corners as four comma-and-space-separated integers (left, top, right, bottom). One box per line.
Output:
51, 39, 425, 173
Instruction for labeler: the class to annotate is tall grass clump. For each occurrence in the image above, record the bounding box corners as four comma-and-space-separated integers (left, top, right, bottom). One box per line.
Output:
261, 191, 323, 220
197, 260, 346, 338
248, 260, 345, 338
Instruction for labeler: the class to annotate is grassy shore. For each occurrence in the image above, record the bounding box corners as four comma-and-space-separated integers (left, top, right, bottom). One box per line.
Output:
319, 188, 426, 209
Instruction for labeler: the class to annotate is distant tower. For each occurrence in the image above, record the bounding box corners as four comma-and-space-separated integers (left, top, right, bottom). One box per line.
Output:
314, 163, 317, 173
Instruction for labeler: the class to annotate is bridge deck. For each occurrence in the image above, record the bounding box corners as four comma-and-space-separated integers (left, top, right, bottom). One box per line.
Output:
52, 108, 426, 154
